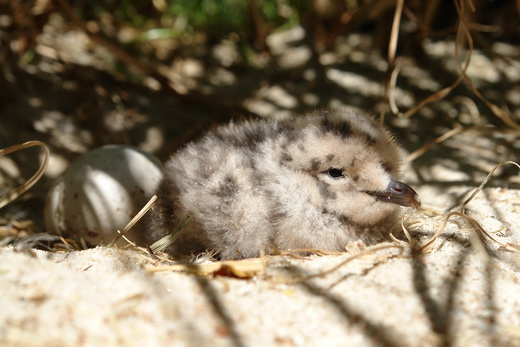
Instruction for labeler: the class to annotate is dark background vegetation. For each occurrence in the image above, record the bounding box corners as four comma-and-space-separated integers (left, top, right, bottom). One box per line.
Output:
0, 0, 519, 231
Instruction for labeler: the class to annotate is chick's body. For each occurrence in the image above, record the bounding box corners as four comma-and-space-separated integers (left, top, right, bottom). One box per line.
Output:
147, 109, 419, 259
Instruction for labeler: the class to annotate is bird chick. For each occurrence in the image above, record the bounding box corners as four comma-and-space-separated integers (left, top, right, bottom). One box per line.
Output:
145, 108, 420, 259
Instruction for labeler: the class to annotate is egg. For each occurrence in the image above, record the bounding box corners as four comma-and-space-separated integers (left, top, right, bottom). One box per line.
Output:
44, 145, 163, 246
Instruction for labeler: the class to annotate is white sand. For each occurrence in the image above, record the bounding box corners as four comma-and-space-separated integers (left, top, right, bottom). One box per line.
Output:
2, 186, 520, 347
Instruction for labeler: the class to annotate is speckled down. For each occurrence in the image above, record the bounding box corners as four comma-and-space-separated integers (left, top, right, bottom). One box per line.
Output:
146, 109, 417, 259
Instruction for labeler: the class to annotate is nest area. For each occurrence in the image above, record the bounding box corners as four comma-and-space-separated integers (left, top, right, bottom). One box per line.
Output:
1, 1, 520, 346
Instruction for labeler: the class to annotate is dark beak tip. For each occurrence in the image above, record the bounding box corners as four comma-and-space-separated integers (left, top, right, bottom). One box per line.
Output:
365, 180, 421, 209
392, 180, 421, 208
410, 194, 421, 208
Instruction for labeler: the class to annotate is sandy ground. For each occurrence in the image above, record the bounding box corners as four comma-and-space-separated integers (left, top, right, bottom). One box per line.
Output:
2, 182, 520, 346
1, 209, 520, 347
2, 19, 520, 347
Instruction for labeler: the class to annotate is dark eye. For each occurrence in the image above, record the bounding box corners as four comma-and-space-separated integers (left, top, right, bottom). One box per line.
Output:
327, 168, 344, 179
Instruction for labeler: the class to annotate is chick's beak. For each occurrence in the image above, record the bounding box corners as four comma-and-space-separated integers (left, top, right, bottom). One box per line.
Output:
364, 179, 421, 208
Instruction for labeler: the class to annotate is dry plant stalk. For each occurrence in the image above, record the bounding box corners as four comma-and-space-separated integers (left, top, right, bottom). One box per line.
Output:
146, 257, 267, 278
396, 0, 472, 119
452, 96, 481, 125
149, 213, 194, 254
274, 248, 344, 257
390, 210, 416, 248
380, 0, 404, 123
383, 0, 518, 130
0, 141, 49, 209
419, 161, 520, 253
272, 244, 405, 285
107, 195, 158, 247
407, 124, 520, 164
405, 126, 465, 163
452, 0, 519, 130
146, 243, 404, 281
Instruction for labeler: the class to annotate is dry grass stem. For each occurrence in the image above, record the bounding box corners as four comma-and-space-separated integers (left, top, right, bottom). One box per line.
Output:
380, 0, 403, 123
146, 257, 267, 278
452, 96, 481, 125
387, 0, 404, 68
0, 141, 49, 209
419, 161, 520, 253
387, 59, 402, 115
398, 0, 477, 120
399, 211, 415, 245
107, 195, 158, 247
406, 126, 465, 163
453, 0, 519, 129
150, 213, 194, 254
452, 211, 514, 250
455, 161, 520, 212
277, 244, 405, 285
399, 76, 464, 119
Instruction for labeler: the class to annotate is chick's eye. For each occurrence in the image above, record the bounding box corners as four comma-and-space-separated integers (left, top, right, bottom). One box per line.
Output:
327, 168, 344, 179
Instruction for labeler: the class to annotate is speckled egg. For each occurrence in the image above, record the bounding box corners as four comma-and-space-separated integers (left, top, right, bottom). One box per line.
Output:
44, 145, 163, 246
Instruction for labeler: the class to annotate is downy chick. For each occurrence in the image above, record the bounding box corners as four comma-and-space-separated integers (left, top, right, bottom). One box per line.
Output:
146, 108, 420, 259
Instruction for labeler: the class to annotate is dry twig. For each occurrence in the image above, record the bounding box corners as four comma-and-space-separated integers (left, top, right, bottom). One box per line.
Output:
0, 141, 49, 209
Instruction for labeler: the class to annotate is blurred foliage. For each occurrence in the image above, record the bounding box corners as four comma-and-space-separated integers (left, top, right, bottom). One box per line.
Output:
2, 0, 517, 97
169, 0, 276, 37
75, 0, 296, 41
4, 0, 517, 61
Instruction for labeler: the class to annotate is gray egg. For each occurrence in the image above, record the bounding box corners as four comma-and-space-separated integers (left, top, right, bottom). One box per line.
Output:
45, 145, 163, 246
